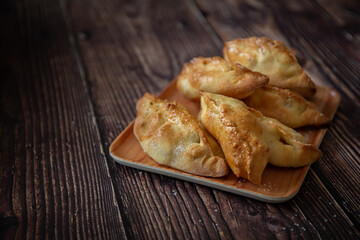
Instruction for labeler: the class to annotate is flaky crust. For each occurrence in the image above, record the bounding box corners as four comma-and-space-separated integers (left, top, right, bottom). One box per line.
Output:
223, 37, 316, 98
244, 86, 330, 128
200, 92, 270, 184
134, 93, 229, 177
176, 56, 269, 100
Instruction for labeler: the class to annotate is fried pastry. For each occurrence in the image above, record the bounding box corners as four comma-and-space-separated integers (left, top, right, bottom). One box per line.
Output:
200, 92, 322, 176
244, 85, 330, 128
134, 93, 229, 177
200, 92, 270, 184
223, 37, 316, 97
176, 56, 269, 100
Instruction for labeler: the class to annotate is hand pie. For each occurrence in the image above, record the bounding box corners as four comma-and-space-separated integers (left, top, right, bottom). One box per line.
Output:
134, 93, 229, 177
223, 37, 316, 97
244, 85, 330, 128
259, 117, 322, 167
200, 92, 322, 177
176, 56, 269, 100
200, 92, 270, 184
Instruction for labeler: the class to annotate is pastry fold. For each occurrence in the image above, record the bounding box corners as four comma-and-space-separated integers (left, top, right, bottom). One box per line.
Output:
244, 86, 330, 128
200, 93, 322, 181
258, 116, 322, 167
200, 92, 270, 184
176, 56, 268, 100
223, 37, 316, 97
134, 93, 229, 177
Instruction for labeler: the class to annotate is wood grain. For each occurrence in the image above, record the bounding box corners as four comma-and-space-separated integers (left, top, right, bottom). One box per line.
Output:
1, 0, 359, 238
65, 0, 359, 238
266, 0, 360, 228
0, 0, 127, 239
196, 0, 360, 234
315, 0, 360, 40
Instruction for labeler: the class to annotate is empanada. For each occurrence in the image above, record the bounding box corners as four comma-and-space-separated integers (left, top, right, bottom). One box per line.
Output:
176, 56, 269, 100
134, 93, 229, 177
200, 92, 270, 184
258, 116, 322, 167
200, 93, 322, 178
244, 85, 330, 128
223, 37, 316, 97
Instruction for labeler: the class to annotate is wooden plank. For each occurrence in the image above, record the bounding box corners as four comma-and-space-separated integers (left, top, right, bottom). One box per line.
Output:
0, 0, 127, 239
64, 0, 358, 238
196, 0, 360, 236
294, 169, 359, 238
265, 0, 360, 228
65, 0, 224, 237
314, 0, 360, 41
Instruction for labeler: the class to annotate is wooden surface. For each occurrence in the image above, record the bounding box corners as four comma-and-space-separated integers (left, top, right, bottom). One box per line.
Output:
110, 81, 340, 202
0, 0, 359, 239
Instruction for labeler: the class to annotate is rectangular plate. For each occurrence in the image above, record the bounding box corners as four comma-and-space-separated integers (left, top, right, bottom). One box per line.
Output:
110, 80, 340, 203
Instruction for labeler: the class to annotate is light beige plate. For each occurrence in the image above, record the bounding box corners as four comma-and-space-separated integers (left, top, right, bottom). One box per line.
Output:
110, 80, 340, 203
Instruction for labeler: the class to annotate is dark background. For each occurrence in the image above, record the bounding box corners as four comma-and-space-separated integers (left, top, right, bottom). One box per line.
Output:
1, 0, 359, 239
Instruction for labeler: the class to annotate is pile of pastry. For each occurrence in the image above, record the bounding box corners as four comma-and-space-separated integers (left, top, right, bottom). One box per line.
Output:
133, 37, 330, 184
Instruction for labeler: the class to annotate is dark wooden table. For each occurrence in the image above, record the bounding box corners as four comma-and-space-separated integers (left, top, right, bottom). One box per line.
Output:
1, 0, 360, 239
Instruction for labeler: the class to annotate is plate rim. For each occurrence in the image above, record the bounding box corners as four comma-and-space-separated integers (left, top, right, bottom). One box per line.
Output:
109, 80, 341, 203
110, 149, 308, 203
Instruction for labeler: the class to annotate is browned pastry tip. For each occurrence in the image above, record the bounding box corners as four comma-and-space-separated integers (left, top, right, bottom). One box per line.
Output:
177, 56, 269, 100
223, 37, 316, 98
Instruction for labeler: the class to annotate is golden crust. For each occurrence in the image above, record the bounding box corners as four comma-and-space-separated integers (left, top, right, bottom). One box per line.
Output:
244, 86, 330, 128
176, 56, 269, 100
200, 92, 270, 184
134, 93, 229, 177
200, 93, 322, 177
223, 37, 316, 97
258, 116, 322, 167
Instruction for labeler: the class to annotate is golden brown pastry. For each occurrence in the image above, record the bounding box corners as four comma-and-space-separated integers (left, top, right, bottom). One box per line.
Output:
134, 93, 229, 177
200, 92, 322, 176
176, 56, 269, 100
223, 37, 316, 97
244, 85, 330, 128
258, 116, 322, 167
200, 92, 270, 184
